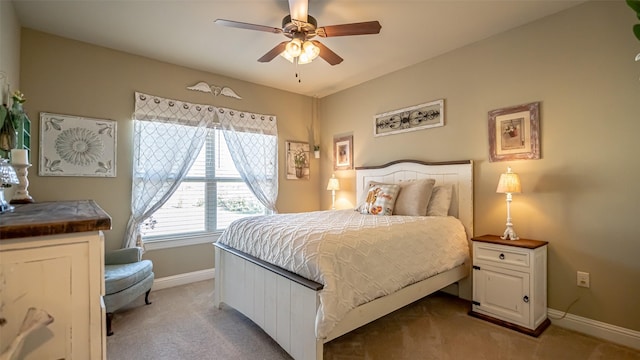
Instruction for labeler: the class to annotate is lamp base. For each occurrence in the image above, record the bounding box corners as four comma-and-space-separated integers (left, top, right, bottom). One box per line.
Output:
501, 226, 519, 240
331, 190, 336, 210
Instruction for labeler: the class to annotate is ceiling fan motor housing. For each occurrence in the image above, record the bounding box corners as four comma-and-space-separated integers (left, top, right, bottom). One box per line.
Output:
282, 15, 318, 40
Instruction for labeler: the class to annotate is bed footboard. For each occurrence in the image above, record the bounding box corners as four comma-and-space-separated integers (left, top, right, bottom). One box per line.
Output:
214, 243, 468, 360
214, 243, 323, 360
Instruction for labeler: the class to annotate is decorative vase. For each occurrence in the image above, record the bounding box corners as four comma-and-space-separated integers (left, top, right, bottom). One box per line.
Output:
314, 150, 320, 159
295, 167, 303, 178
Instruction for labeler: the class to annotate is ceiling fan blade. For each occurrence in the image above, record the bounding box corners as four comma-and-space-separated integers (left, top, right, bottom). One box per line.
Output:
258, 41, 288, 63
215, 19, 283, 34
316, 21, 382, 37
288, 0, 309, 22
311, 40, 343, 66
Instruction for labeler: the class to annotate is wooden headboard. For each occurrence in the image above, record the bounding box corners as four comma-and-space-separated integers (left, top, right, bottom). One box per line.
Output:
355, 160, 474, 240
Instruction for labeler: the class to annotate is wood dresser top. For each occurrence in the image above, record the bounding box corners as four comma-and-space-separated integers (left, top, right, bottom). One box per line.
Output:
0, 200, 112, 240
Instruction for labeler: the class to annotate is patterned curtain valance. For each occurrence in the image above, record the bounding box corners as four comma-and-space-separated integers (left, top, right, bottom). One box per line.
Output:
133, 92, 277, 133
216, 107, 277, 136
134, 92, 217, 127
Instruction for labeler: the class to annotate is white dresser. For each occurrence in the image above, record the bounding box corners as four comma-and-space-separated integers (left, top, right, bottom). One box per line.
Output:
0, 200, 111, 359
470, 234, 550, 337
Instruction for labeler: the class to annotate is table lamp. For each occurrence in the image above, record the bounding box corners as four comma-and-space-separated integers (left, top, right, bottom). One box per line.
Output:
326, 174, 340, 210
1, 158, 20, 213
496, 166, 522, 240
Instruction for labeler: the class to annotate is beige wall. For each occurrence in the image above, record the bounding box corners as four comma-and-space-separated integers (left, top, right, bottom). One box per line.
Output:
320, 1, 640, 331
19, 29, 320, 278
0, 1, 20, 109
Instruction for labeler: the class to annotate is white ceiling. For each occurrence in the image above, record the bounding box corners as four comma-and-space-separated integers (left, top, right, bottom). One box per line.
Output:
12, 0, 584, 98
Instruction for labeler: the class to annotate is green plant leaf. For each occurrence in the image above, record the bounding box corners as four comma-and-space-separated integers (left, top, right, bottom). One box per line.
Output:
628, 0, 640, 13
634, 24, 640, 41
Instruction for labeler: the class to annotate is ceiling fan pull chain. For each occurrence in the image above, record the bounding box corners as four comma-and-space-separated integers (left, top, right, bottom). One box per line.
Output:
294, 57, 302, 83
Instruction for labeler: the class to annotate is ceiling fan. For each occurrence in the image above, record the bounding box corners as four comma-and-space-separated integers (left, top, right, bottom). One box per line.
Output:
214, 0, 382, 66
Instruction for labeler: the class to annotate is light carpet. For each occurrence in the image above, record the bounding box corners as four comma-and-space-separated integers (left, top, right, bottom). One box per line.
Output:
107, 279, 640, 359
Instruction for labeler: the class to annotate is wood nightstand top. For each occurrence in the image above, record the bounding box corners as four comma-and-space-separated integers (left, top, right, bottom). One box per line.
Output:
472, 234, 548, 249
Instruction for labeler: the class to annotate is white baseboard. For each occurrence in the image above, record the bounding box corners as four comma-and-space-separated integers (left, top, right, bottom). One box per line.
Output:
548, 308, 640, 350
152, 268, 215, 291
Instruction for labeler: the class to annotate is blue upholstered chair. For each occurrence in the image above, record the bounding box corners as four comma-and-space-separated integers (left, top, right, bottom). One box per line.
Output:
104, 247, 154, 336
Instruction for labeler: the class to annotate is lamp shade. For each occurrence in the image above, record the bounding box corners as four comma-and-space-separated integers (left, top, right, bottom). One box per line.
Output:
496, 167, 521, 194
326, 174, 340, 191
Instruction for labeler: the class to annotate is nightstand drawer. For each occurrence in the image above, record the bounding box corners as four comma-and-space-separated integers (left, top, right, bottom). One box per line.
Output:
474, 243, 530, 268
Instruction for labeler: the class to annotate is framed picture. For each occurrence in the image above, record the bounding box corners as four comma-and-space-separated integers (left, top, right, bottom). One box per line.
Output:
39, 112, 117, 177
488, 102, 540, 162
285, 140, 309, 180
333, 135, 353, 170
373, 99, 444, 137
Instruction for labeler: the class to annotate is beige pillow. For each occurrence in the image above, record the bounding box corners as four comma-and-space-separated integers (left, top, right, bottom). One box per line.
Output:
393, 179, 436, 216
426, 184, 453, 216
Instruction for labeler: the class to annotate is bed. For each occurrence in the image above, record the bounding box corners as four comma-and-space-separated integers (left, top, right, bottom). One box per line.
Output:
213, 160, 473, 360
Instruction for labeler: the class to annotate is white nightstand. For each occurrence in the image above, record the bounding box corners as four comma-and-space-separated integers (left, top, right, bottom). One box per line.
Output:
469, 235, 550, 337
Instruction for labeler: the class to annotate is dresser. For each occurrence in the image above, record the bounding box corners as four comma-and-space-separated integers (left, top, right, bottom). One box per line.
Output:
0, 200, 111, 359
470, 234, 550, 336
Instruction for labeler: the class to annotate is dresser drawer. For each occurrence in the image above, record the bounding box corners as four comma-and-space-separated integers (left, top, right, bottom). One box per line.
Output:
474, 243, 530, 268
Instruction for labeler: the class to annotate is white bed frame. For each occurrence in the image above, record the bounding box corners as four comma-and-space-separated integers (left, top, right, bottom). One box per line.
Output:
214, 160, 473, 360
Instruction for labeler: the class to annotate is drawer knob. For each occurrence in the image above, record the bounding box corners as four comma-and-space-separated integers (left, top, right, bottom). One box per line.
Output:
499, 253, 505, 260
523, 295, 529, 303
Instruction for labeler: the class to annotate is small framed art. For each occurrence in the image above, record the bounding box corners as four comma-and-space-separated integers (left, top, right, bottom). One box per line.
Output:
285, 140, 309, 180
488, 102, 540, 162
333, 135, 353, 170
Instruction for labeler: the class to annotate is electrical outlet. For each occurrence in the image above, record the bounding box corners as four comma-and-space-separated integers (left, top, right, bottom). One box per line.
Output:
577, 271, 590, 288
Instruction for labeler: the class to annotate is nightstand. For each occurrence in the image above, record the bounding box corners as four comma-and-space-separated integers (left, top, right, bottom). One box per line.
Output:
469, 235, 550, 337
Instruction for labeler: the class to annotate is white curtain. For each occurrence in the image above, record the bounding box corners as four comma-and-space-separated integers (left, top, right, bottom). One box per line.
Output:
123, 92, 217, 248
218, 108, 279, 212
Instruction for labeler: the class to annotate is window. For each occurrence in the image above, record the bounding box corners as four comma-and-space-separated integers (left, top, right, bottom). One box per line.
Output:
142, 129, 268, 242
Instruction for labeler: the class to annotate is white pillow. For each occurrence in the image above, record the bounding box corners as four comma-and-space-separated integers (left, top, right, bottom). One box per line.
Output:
426, 184, 453, 216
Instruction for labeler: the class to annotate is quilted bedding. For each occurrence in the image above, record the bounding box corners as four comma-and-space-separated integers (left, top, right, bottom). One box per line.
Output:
216, 209, 469, 338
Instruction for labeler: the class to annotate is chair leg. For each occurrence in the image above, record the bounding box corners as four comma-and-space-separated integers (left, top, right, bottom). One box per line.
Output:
145, 289, 152, 305
106, 312, 114, 336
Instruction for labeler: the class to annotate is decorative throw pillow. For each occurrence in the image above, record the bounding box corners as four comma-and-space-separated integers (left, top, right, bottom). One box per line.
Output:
355, 181, 388, 208
358, 183, 400, 216
426, 184, 453, 216
393, 179, 436, 216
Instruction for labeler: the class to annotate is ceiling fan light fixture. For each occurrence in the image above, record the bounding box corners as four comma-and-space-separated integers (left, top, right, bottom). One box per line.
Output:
285, 38, 302, 58
302, 40, 320, 59
298, 42, 319, 64
298, 52, 313, 65
280, 51, 295, 63
280, 39, 319, 64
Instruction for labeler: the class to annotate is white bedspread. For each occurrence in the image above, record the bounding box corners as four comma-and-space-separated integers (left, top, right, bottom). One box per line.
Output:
216, 209, 469, 338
